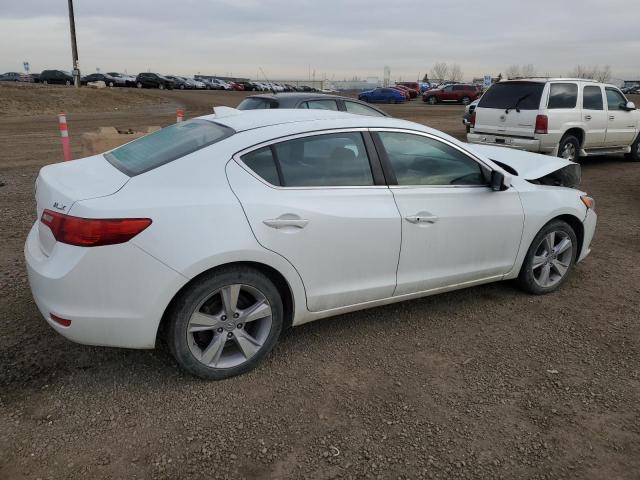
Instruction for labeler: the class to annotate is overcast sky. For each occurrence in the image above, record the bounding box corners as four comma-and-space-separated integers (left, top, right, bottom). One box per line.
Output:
1, 0, 639, 81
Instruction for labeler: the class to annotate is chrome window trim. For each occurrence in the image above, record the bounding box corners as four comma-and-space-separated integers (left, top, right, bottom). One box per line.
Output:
232, 128, 387, 191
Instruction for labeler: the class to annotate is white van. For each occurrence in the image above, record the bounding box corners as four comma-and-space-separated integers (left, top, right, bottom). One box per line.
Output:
467, 78, 640, 161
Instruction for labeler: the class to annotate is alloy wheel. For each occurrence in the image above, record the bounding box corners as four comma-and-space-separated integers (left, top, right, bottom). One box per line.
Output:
531, 231, 573, 288
186, 284, 273, 369
561, 142, 577, 161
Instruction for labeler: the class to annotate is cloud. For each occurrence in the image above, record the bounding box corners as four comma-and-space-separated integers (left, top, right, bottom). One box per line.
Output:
1, 0, 638, 80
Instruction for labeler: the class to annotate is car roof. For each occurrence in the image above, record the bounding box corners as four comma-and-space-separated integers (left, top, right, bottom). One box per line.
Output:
244, 92, 388, 114
198, 108, 420, 133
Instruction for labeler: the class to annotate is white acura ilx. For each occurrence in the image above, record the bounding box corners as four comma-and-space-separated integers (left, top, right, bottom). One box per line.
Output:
25, 108, 597, 379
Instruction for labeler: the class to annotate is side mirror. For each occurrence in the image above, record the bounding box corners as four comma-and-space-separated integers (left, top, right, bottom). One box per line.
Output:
490, 170, 510, 191
624, 101, 636, 111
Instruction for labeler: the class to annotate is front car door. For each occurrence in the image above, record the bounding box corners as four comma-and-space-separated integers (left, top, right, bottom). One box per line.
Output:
372, 129, 524, 295
581, 84, 607, 147
604, 87, 638, 147
440, 85, 455, 101
226, 130, 401, 312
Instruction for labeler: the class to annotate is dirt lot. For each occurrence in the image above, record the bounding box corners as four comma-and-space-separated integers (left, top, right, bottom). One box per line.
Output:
1, 84, 639, 480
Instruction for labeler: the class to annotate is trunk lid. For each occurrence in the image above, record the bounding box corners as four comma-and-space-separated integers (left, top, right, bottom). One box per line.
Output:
35, 155, 130, 255
473, 81, 545, 138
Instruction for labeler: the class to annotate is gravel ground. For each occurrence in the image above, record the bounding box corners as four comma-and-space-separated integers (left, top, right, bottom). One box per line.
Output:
0, 85, 639, 479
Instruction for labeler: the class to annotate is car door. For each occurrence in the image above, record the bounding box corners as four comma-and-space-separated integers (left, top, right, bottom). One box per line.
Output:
373, 130, 524, 295
226, 130, 401, 312
604, 87, 638, 147
581, 84, 607, 147
441, 85, 454, 101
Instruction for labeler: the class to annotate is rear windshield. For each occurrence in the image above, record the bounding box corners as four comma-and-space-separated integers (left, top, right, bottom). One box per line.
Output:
478, 82, 544, 110
104, 119, 233, 176
237, 97, 279, 110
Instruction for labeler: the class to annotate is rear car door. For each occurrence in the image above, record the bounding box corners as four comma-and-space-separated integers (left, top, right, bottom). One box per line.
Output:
226, 130, 401, 312
604, 87, 638, 146
373, 130, 524, 295
581, 84, 607, 147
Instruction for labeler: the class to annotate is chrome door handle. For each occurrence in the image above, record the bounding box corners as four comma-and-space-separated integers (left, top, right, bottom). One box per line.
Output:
609, 115, 615, 120
263, 217, 309, 229
405, 214, 438, 224
584, 115, 592, 120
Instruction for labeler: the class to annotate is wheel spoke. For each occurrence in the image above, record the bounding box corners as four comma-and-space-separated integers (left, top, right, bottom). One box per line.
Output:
545, 232, 556, 253
538, 263, 551, 286
532, 255, 547, 270
241, 300, 271, 323
200, 334, 227, 366
555, 237, 572, 255
221, 285, 241, 315
552, 259, 569, 277
188, 312, 224, 332
233, 329, 262, 359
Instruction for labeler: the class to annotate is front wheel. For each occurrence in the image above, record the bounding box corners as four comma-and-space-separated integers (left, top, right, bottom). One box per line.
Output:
461, 96, 471, 105
625, 135, 640, 162
136, 82, 143, 88
158, 83, 165, 90
166, 267, 284, 380
517, 220, 578, 294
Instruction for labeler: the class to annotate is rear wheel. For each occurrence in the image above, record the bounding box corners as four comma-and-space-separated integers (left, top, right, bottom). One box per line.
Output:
108, 81, 114, 87
427, 96, 437, 105
166, 267, 283, 380
558, 135, 580, 162
517, 220, 577, 294
158, 83, 165, 90
461, 96, 471, 105
626, 135, 640, 162
42, 80, 48, 85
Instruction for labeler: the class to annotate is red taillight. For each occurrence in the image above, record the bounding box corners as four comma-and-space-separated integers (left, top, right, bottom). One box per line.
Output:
41, 209, 151, 247
535, 114, 548, 134
51, 314, 72, 327
470, 111, 476, 128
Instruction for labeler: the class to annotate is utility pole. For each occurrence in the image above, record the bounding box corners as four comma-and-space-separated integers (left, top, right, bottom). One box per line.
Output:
67, 0, 80, 88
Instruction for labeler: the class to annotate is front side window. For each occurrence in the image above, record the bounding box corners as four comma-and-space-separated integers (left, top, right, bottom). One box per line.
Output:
242, 132, 374, 187
105, 119, 233, 176
302, 100, 339, 111
548, 83, 578, 109
344, 101, 385, 117
605, 88, 627, 110
583, 86, 603, 110
377, 132, 486, 186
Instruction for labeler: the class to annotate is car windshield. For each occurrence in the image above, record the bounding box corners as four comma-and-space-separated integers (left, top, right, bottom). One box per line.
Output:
104, 119, 234, 176
237, 97, 279, 110
479, 82, 544, 110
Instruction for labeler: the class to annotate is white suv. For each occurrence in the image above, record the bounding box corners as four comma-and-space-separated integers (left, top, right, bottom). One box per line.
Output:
467, 78, 640, 162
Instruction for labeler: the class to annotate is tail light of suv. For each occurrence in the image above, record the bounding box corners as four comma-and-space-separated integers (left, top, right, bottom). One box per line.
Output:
535, 114, 548, 134
41, 209, 152, 247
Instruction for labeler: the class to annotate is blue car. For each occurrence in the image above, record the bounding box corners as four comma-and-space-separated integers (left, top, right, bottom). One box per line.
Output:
358, 88, 406, 104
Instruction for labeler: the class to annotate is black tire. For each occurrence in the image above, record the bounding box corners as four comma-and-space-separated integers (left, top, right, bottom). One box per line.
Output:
557, 134, 580, 162
517, 219, 578, 295
65, 80, 71, 86
180, 84, 185, 90
427, 96, 437, 105
625, 134, 640, 162
461, 96, 471, 105
166, 266, 284, 380
108, 81, 114, 87
136, 82, 143, 88
158, 83, 165, 90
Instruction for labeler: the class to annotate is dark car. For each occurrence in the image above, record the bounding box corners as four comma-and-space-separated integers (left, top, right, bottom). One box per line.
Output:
40, 70, 74, 86
235, 81, 258, 91
135, 73, 174, 90
107, 72, 136, 87
422, 83, 481, 105
0, 72, 23, 82
81, 73, 120, 87
237, 93, 389, 117
165, 76, 191, 89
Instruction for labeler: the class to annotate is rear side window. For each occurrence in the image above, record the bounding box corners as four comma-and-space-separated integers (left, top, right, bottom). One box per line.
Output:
548, 83, 578, 109
105, 119, 233, 176
583, 86, 603, 110
237, 97, 278, 110
344, 101, 385, 117
302, 100, 339, 111
242, 133, 374, 187
378, 132, 486, 186
478, 82, 544, 110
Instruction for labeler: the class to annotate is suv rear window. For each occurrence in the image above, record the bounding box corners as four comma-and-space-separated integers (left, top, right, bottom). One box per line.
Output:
478, 82, 544, 110
104, 119, 233, 176
237, 97, 278, 110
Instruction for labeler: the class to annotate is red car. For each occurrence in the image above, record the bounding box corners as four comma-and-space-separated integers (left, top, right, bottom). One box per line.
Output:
390, 86, 411, 100
396, 82, 420, 97
228, 81, 245, 91
422, 83, 480, 105
394, 84, 418, 98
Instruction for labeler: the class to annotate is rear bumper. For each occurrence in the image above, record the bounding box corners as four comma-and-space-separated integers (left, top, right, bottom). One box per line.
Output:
25, 223, 187, 349
578, 208, 597, 262
467, 133, 544, 152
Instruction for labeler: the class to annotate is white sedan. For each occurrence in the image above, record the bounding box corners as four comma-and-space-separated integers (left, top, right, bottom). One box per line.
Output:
25, 108, 597, 379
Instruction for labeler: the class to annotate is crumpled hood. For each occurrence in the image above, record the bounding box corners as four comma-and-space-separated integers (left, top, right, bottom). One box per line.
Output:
466, 144, 576, 180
